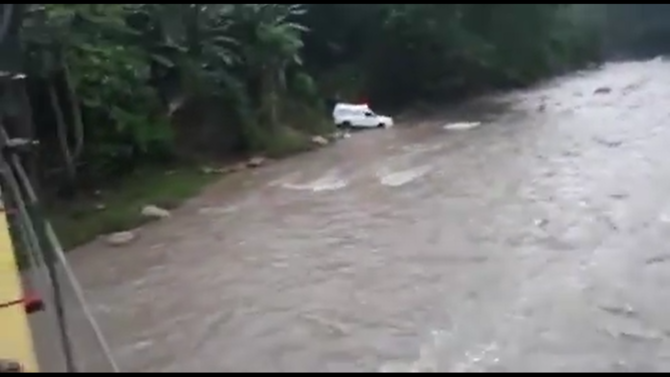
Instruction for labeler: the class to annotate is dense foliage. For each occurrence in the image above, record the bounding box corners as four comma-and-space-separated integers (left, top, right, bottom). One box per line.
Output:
0, 4, 608, 196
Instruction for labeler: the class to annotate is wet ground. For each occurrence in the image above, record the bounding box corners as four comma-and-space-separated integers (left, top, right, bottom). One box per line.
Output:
33, 59, 670, 372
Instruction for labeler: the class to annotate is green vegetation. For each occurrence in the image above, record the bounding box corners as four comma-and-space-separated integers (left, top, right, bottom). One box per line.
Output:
0, 4, 616, 248
48, 167, 219, 249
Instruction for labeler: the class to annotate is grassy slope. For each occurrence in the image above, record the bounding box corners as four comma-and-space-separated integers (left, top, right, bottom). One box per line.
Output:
47, 167, 218, 250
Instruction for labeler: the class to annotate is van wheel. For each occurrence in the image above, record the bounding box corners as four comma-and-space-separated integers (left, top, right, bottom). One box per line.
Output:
377, 123, 386, 128
340, 121, 351, 129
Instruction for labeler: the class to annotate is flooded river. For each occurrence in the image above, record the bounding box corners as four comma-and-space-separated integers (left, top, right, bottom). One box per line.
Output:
33, 59, 670, 372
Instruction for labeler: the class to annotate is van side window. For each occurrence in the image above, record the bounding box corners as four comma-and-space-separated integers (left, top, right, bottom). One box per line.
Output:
364, 111, 373, 117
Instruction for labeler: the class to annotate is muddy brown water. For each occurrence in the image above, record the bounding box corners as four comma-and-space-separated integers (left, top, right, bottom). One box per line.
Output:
29, 59, 670, 372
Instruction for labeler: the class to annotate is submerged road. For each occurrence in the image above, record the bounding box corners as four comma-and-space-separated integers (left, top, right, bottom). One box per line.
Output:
34, 59, 670, 372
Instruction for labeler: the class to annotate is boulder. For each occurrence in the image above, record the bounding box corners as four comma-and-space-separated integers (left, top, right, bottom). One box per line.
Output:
141, 205, 171, 219
311, 135, 329, 146
105, 231, 137, 246
247, 156, 266, 168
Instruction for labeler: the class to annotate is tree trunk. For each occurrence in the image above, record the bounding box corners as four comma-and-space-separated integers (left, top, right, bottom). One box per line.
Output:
61, 55, 85, 159
260, 67, 278, 128
48, 80, 77, 192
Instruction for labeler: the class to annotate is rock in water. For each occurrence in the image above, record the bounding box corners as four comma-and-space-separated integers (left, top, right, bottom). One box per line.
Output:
594, 86, 611, 94
141, 205, 171, 219
106, 231, 136, 246
311, 135, 329, 146
247, 156, 266, 168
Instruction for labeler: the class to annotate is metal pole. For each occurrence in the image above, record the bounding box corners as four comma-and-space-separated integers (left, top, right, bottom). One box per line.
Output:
0, 128, 78, 372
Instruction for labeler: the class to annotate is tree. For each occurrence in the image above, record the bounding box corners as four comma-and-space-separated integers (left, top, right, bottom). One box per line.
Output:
0, 3, 608, 197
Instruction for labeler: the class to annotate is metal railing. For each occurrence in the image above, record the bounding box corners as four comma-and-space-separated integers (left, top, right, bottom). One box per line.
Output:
0, 4, 119, 372
0, 126, 120, 372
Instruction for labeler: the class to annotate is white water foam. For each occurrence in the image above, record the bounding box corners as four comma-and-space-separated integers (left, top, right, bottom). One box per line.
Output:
443, 121, 482, 131
401, 143, 443, 154
280, 170, 348, 192
379, 329, 451, 373
377, 165, 432, 187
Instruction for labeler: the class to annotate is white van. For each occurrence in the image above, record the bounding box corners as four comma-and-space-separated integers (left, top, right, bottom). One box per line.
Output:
332, 103, 394, 129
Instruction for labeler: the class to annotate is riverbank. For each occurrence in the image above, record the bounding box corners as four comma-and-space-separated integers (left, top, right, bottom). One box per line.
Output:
48, 132, 337, 250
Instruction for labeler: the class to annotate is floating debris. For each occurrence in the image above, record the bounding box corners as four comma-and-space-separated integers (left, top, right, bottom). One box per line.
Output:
646, 254, 670, 265
594, 86, 612, 94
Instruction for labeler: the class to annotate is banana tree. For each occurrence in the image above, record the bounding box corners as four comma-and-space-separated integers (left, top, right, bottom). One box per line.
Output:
232, 4, 308, 128
128, 4, 241, 114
